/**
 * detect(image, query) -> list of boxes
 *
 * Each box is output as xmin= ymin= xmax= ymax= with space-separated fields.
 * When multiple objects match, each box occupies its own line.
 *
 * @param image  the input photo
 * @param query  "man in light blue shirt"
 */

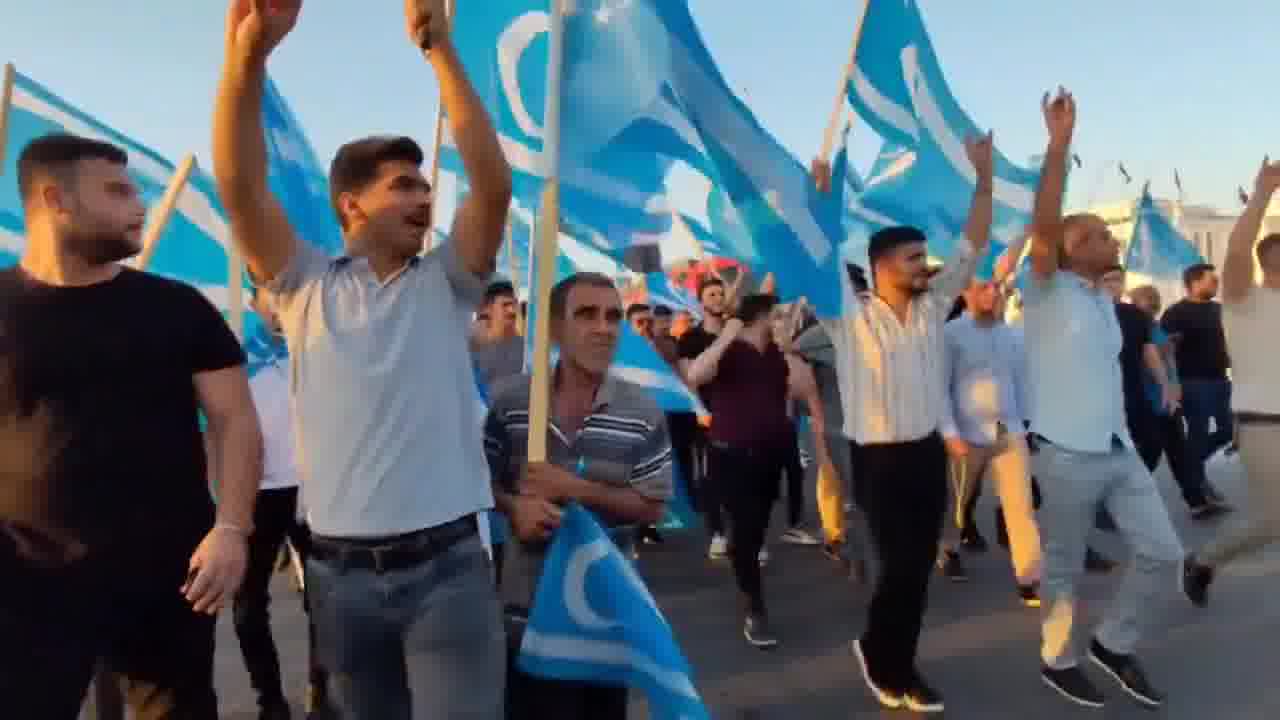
xmin=939 ymin=280 xmax=1042 ymax=606
xmin=1022 ymin=90 xmax=1184 ymax=712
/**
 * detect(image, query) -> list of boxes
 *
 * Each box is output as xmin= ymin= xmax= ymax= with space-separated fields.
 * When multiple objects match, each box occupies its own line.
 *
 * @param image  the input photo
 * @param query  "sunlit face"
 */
xmin=487 ymin=295 xmax=519 ymax=333
xmin=1100 ymin=270 xmax=1126 ymax=300
xmin=628 ymin=308 xmax=654 ymax=337
xmin=339 ymin=158 xmax=432 ymax=257
xmin=52 ymin=157 xmax=147 ymax=266
xmin=699 ymin=282 xmax=726 ymax=316
xmin=964 ymin=280 xmax=1001 ymax=316
xmin=554 ymin=283 xmax=623 ymax=376
xmin=652 ymin=313 xmax=672 ymax=337
xmin=1064 ymin=214 xmax=1121 ymax=273
xmin=1188 ymin=270 xmax=1219 ymax=300
xmin=250 ymin=290 xmax=283 ymax=336
xmin=876 ymin=241 xmax=931 ymax=295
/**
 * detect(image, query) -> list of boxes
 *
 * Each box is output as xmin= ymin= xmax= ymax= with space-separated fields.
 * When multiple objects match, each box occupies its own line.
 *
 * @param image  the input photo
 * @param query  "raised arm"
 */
xmin=407 ymin=0 xmax=512 ymax=276
xmin=1028 ymin=89 xmax=1076 ymax=282
xmin=1222 ymin=159 xmax=1280 ymax=304
xmin=212 ymin=0 xmax=304 ymax=285
xmin=686 ymin=318 xmax=743 ymax=388
xmin=929 ymin=134 xmax=994 ymax=304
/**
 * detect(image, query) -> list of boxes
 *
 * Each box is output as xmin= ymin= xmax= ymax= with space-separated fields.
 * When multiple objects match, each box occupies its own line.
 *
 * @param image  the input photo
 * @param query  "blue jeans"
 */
xmin=307 ymin=532 xmax=505 ymax=719
xmin=1182 ymin=379 xmax=1233 ymax=463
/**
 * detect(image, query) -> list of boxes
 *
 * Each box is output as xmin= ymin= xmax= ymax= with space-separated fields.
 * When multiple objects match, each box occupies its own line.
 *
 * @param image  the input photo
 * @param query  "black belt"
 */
xmin=309 ymin=515 xmax=477 ymax=574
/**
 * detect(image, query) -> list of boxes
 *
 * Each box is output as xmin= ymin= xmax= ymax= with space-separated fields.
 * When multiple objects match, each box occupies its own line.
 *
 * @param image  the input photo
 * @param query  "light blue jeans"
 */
xmin=1034 ymin=441 xmax=1184 ymax=668
xmin=307 ymin=533 xmax=505 ymax=719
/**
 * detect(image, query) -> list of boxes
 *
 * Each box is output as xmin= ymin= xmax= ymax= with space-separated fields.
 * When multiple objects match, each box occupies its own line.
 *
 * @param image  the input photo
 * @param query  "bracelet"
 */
xmin=213 ymin=521 xmax=252 ymax=537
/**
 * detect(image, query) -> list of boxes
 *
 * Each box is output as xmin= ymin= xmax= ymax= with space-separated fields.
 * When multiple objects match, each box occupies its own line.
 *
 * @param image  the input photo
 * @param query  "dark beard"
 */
xmin=65 ymin=227 xmax=138 ymax=266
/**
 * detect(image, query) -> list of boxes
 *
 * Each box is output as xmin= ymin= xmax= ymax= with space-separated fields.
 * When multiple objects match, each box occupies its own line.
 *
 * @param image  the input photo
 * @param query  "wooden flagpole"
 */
xmin=817 ymin=0 xmax=871 ymax=164
xmin=425 ymin=0 xmax=456 ymax=253
xmin=526 ymin=0 xmax=566 ymax=464
xmin=132 ymin=154 xmax=196 ymax=272
xmin=0 ymin=63 xmax=16 ymax=172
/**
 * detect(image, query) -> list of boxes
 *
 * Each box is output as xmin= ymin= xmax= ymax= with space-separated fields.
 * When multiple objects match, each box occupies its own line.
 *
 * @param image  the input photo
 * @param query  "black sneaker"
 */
xmin=639 ymin=526 xmax=665 ymax=545
xmin=903 ymin=672 xmax=945 ymax=714
xmin=1089 ymin=638 xmax=1163 ymax=708
xmin=938 ymin=549 xmax=968 ymax=582
xmin=1189 ymin=501 xmax=1228 ymax=520
xmin=1182 ymin=554 xmax=1214 ymax=608
xmin=1017 ymin=583 xmax=1042 ymax=608
xmin=960 ymin=527 xmax=988 ymax=553
xmin=850 ymin=638 xmax=903 ymax=709
xmin=259 ymin=699 xmax=292 ymax=720
xmin=1085 ymin=547 xmax=1116 ymax=574
xmin=743 ymin=614 xmax=778 ymax=649
xmin=1041 ymin=664 xmax=1105 ymax=708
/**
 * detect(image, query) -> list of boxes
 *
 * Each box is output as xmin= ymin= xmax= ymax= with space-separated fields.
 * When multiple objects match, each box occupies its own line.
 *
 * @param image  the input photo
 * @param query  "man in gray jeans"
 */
xmin=1022 ymin=89 xmax=1184 ymax=712
xmin=212 ymin=0 xmax=511 ymax=716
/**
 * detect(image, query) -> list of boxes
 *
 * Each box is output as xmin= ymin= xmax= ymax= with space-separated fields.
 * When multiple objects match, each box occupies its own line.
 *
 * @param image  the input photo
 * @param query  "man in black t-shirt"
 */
xmin=1161 ymin=263 xmax=1234 ymax=469
xmin=0 ymin=133 xmax=260 ymax=720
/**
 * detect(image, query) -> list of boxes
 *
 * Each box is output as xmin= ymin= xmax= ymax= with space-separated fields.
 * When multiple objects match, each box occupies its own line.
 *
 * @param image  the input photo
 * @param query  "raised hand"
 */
xmin=1041 ymin=87 xmax=1076 ymax=150
xmin=965 ymin=131 xmax=995 ymax=183
xmin=404 ymin=0 xmax=450 ymax=51
xmin=810 ymin=157 xmax=832 ymax=193
xmin=1255 ymin=155 xmax=1280 ymax=198
xmin=225 ymin=0 xmax=301 ymax=62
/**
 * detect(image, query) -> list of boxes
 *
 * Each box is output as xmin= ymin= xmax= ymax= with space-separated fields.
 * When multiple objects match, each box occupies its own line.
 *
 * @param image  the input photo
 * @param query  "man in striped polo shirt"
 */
xmin=483 ymin=272 xmax=673 ymax=719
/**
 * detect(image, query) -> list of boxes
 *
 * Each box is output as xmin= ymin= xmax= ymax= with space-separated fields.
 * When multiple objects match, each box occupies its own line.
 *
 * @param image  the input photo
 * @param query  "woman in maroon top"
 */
xmin=685 ymin=294 xmax=832 ymax=649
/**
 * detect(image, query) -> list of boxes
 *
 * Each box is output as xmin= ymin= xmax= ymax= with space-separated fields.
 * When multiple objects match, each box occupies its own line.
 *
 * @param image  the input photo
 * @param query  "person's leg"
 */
xmin=940 ymin=447 xmax=991 ymax=554
xmin=307 ymin=551 xmax=413 ymax=719
xmin=1208 ymin=381 xmax=1235 ymax=459
xmin=1160 ymin=411 xmax=1212 ymax=510
xmin=92 ymin=663 xmax=126 ymax=720
xmin=702 ymin=446 xmax=728 ymax=542
xmin=1199 ymin=423 xmax=1280 ymax=568
xmin=403 ymin=533 xmax=506 ymax=719
xmin=722 ymin=453 xmax=776 ymax=618
xmin=988 ymin=434 xmax=1042 ymax=586
xmin=783 ymin=422 xmax=805 ymax=528
xmin=1093 ymin=448 xmax=1184 ymax=657
xmin=1182 ymin=380 xmax=1216 ymax=464
xmin=109 ymin=590 xmax=219 ymax=720
xmin=234 ymin=487 xmax=297 ymax=711
xmin=288 ymin=518 xmax=334 ymax=715
xmin=815 ymin=438 xmax=849 ymax=544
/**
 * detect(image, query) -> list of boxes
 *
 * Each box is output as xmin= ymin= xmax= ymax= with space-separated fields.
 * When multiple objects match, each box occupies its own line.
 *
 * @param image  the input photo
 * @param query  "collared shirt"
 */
xmin=821 ymin=237 xmax=979 ymax=445
xmin=264 ymin=240 xmax=492 ymax=538
xmin=248 ymin=359 xmax=300 ymax=491
xmin=1022 ymin=271 xmax=1130 ymax=453
xmin=483 ymin=373 xmax=673 ymax=608
xmin=939 ymin=314 xmax=1026 ymax=446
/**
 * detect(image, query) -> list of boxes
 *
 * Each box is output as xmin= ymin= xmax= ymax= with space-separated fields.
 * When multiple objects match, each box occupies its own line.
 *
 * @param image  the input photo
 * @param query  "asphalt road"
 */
xmin=84 ymin=456 xmax=1280 ymax=719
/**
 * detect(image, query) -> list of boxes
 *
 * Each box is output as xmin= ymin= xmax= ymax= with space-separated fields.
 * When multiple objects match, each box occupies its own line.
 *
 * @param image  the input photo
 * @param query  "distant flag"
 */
xmin=519 ymin=504 xmax=711 ymax=720
xmin=1125 ymin=186 xmax=1204 ymax=286
xmin=261 ymin=75 xmax=344 ymax=256
xmin=1073 ymin=153 xmax=1083 ymax=169
xmin=1118 ymin=162 xmax=1132 ymax=184
xmin=1173 ymin=169 xmax=1184 ymax=196
xmin=1238 ymin=186 xmax=1250 ymax=205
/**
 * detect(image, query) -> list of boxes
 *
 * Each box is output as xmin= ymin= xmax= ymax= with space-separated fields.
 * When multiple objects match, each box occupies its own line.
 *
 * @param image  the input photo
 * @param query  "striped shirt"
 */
xmin=483 ymin=372 xmax=673 ymax=608
xmin=821 ymin=238 xmax=979 ymax=445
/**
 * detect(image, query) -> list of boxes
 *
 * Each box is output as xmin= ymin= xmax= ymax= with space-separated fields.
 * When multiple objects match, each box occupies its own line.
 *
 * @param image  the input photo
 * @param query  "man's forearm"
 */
xmin=429 ymin=41 xmax=510 ymax=201
xmin=575 ymin=481 xmax=664 ymax=527
xmin=212 ymin=57 xmax=270 ymax=210
xmin=211 ymin=411 xmax=262 ymax=531
xmin=1029 ymin=146 xmax=1069 ymax=275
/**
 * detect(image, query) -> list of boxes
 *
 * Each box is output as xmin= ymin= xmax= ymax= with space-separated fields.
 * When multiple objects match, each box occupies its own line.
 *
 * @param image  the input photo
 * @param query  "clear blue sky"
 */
xmin=2 ymin=2 xmax=1274 ymax=212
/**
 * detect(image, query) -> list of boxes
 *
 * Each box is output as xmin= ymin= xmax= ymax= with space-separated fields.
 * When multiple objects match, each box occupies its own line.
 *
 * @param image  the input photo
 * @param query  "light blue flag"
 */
xmin=520 ymin=503 xmax=710 ymax=720
xmin=0 ymin=71 xmax=237 ymax=306
xmin=262 ymin=76 xmax=344 ymax=256
xmin=644 ymin=271 xmax=699 ymax=316
xmin=656 ymin=462 xmax=699 ymax=532
xmin=1125 ymin=189 xmax=1204 ymax=282
xmin=612 ymin=323 xmax=705 ymax=414
xmin=845 ymin=1 xmax=1040 ymax=257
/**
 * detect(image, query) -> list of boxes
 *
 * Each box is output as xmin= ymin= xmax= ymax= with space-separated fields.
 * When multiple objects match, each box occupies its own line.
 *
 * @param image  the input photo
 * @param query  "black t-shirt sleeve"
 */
xmin=676 ymin=328 xmax=713 ymax=360
xmin=175 ymin=283 xmax=247 ymax=374
xmin=1158 ymin=304 xmax=1180 ymax=335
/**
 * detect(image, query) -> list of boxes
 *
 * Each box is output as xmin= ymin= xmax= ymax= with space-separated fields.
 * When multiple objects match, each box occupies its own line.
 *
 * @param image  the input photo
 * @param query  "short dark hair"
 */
xmin=329 ymin=135 xmax=425 ymax=230
xmin=652 ymin=304 xmax=673 ymax=318
xmin=1258 ymin=233 xmax=1280 ymax=262
xmin=17 ymin=133 xmax=128 ymax=205
xmin=697 ymin=275 xmax=724 ymax=302
xmin=1182 ymin=263 xmax=1215 ymax=289
xmin=736 ymin=293 xmax=778 ymax=325
xmin=549 ymin=272 xmax=617 ymax=319
xmin=483 ymin=280 xmax=516 ymax=306
xmin=844 ymin=263 xmax=869 ymax=293
xmin=867 ymin=226 xmax=927 ymax=270
xmin=625 ymin=303 xmax=651 ymax=320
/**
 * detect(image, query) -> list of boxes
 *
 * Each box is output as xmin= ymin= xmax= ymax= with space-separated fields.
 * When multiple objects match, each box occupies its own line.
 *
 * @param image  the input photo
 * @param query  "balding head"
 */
xmin=1061 ymin=213 xmax=1120 ymax=277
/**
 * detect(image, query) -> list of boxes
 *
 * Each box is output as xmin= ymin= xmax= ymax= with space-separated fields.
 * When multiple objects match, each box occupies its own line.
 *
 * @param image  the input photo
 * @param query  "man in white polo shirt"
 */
xmin=1183 ymin=159 xmax=1280 ymax=606
xmin=1023 ymin=89 xmax=1184 ymax=711
xmin=212 ymin=1 xmax=511 ymax=717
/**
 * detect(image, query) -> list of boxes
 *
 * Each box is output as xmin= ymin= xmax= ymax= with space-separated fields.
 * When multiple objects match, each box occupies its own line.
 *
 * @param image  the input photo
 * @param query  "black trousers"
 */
xmin=505 ymin=618 xmax=628 ymax=719
xmin=782 ymin=421 xmax=806 ymax=527
xmin=708 ymin=441 xmax=785 ymax=615
xmin=0 ymin=534 xmax=218 ymax=720
xmin=856 ymin=433 xmax=948 ymax=693
xmin=234 ymin=486 xmax=322 ymax=707
xmin=1132 ymin=410 xmax=1210 ymax=508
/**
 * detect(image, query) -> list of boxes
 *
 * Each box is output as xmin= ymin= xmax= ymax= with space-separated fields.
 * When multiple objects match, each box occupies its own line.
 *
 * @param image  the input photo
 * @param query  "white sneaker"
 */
xmin=708 ymin=534 xmax=729 ymax=560
xmin=758 ymin=548 xmax=770 ymax=566
xmin=780 ymin=526 xmax=822 ymax=546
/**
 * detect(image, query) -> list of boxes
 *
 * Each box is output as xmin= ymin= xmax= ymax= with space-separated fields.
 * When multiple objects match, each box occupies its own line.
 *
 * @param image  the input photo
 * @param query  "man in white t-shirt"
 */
xmin=1183 ymin=159 xmax=1280 ymax=606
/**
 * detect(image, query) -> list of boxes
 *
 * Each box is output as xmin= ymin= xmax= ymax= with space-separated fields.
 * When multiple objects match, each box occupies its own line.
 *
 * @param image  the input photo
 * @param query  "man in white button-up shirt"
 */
xmin=1023 ymin=90 xmax=1183 ymax=712
xmin=819 ymin=134 xmax=995 ymax=715
xmin=938 ymin=280 xmax=1042 ymax=605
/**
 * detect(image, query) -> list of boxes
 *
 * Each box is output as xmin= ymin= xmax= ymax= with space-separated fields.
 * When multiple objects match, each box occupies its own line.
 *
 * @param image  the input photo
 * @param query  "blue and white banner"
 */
xmin=261 ymin=76 xmax=344 ymax=256
xmin=520 ymin=503 xmax=710 ymax=720
xmin=1125 ymin=188 xmax=1203 ymax=286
